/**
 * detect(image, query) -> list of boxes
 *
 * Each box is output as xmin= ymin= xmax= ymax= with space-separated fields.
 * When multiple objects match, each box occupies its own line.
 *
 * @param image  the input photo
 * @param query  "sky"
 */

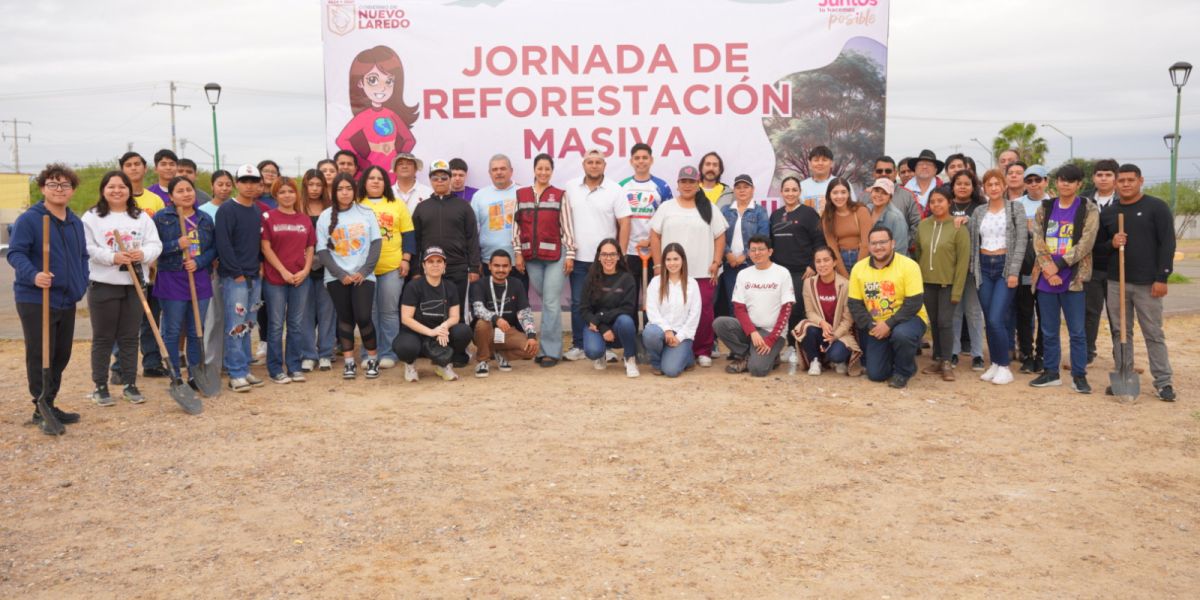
xmin=0 ymin=0 xmax=1196 ymax=185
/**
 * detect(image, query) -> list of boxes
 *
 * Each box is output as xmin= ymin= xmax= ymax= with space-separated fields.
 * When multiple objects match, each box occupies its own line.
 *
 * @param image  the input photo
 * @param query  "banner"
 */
xmin=323 ymin=0 xmax=889 ymax=206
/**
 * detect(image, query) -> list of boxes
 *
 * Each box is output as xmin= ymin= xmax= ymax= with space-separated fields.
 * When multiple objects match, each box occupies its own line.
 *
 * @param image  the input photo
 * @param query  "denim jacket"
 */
xmin=721 ymin=202 xmax=770 ymax=259
xmin=153 ymin=206 xmax=217 ymax=273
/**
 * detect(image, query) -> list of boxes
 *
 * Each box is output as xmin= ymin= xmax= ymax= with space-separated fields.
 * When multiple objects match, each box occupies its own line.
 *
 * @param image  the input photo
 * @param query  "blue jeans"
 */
xmin=369 ymin=269 xmax=403 ymax=362
xmin=1038 ymin=290 xmax=1087 ymax=378
xmin=264 ymin=279 xmax=310 ymax=377
xmin=952 ymin=273 xmax=985 ymax=358
xmin=800 ymin=325 xmax=851 ymax=364
xmin=977 ymin=254 xmax=1016 ymax=367
xmin=861 ymin=318 xmax=926 ymax=382
xmin=159 ymin=297 xmax=210 ymax=379
xmin=221 ymin=276 xmax=262 ymax=379
xmin=301 ymin=275 xmax=337 ymax=360
xmin=583 ymin=314 xmax=637 ymax=360
xmin=569 ymin=260 xmax=592 ymax=349
xmin=526 ymin=255 xmax=566 ymax=359
xmin=642 ymin=324 xmax=694 ymax=377
xmin=840 ymin=249 xmax=859 ymax=271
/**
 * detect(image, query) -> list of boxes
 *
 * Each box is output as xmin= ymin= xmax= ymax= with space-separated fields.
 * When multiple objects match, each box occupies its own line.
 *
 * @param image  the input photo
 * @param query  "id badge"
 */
xmin=493 ymin=328 xmax=506 ymax=344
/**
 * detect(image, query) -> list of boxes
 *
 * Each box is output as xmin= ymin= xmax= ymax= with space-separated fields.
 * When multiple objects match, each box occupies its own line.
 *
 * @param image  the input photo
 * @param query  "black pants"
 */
xmin=624 ymin=254 xmax=655 ymax=323
xmin=786 ymin=268 xmax=806 ymax=345
xmin=923 ymin=283 xmax=955 ymax=362
xmin=138 ymin=284 xmax=162 ymax=369
xmin=445 ymin=270 xmax=471 ymax=364
xmin=327 ymin=280 xmax=377 ymax=353
xmin=1084 ymin=269 xmax=1108 ymax=360
xmin=17 ymin=302 xmax=75 ymax=405
xmin=392 ymin=325 xmax=472 ymax=366
xmin=1014 ymin=284 xmax=1043 ymax=360
xmin=89 ymin=282 xmax=142 ymax=387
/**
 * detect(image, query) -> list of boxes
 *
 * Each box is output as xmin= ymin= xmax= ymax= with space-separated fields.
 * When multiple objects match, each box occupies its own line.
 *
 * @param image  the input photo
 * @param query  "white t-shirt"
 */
xmin=800 ymin=176 xmax=857 ymax=214
xmin=648 ymin=200 xmax=727 ymax=279
xmin=731 ymin=262 xmax=795 ymax=330
xmin=393 ymin=181 xmax=434 ymax=215
xmin=566 ymin=176 xmax=631 ymax=262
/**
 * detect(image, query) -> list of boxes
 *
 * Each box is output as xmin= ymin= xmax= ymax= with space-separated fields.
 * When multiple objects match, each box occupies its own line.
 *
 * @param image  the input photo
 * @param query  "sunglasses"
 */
xmin=874 ymin=168 xmax=894 ymax=175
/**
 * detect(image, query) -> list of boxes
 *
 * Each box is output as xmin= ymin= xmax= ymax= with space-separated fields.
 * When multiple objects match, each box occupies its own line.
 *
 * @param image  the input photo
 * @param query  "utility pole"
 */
xmin=1 ymin=119 xmax=32 ymax=173
xmin=152 ymin=81 xmax=189 ymax=154
xmin=296 ymin=156 xmax=303 ymax=178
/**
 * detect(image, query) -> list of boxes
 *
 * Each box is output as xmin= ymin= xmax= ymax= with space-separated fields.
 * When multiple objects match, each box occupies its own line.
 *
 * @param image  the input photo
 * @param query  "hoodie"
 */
xmin=7 ymin=202 xmax=89 ymax=309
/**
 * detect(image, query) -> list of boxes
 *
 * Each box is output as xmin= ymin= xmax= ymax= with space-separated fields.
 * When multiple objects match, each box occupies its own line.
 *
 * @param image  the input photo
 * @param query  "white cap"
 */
xmin=234 ymin=163 xmax=262 ymax=180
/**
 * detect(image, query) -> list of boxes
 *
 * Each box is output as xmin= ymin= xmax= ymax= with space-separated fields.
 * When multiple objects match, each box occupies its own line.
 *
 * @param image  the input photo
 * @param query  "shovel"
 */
xmin=1108 ymin=213 xmax=1139 ymax=403
xmin=635 ymin=248 xmax=651 ymax=363
xmin=180 ymin=215 xmax=221 ymax=397
xmin=114 ymin=231 xmax=202 ymax=415
xmin=35 ymin=215 xmax=65 ymax=436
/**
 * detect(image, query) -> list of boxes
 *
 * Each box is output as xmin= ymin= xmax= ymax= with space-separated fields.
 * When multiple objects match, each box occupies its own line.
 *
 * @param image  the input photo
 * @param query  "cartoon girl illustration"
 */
xmin=336 ymin=45 xmax=419 ymax=182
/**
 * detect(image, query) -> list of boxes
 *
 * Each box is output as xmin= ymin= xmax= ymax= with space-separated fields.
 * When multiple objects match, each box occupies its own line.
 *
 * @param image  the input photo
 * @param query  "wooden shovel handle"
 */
xmin=1118 ymin=213 xmax=1126 ymax=345
xmin=42 ymin=215 xmax=50 ymax=370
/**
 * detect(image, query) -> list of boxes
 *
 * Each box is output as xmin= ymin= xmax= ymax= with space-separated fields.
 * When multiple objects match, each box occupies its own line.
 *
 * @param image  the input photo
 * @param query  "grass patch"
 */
xmin=1168 ymin=273 xmax=1191 ymax=284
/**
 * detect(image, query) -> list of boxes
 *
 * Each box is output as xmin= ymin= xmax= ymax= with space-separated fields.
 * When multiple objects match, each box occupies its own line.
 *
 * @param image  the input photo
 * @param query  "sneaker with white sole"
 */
xmin=605 ymin=349 xmax=618 ymax=363
xmin=301 ymin=359 xmax=315 ymax=372
xmin=228 ymin=377 xmax=251 ymax=393
xmin=564 ymin=347 xmax=586 ymax=361
xmin=808 ymin=360 xmax=822 ymax=376
xmin=318 ymin=357 xmax=333 ymax=371
xmin=475 ymin=362 xmax=490 ymax=378
xmin=364 ymin=359 xmax=380 ymax=379
xmin=593 ymin=358 xmax=607 ymax=370
xmin=625 ymin=357 xmax=640 ymax=378
xmin=404 ymin=362 xmax=419 ymax=382
xmin=378 ymin=357 xmax=396 ymax=370
xmin=343 ymin=360 xmax=357 ymax=379
xmin=980 ymin=363 xmax=999 ymax=382
xmin=124 ymin=385 xmax=146 ymax=404
xmin=697 ymin=355 xmax=713 ymax=368
xmin=245 ymin=373 xmax=265 ymax=387
xmin=92 ymin=385 xmax=115 ymax=407
xmin=781 ymin=347 xmax=796 ymax=364
xmin=834 ymin=362 xmax=848 ymax=374
xmin=496 ymin=355 xmax=512 ymax=371
xmin=256 ymin=341 xmax=267 ymax=359
xmin=992 ymin=365 xmax=1014 ymax=385
xmin=435 ymin=365 xmax=459 ymax=381
xmin=290 ymin=372 xmax=307 ymax=382
xmin=271 ymin=372 xmax=291 ymax=384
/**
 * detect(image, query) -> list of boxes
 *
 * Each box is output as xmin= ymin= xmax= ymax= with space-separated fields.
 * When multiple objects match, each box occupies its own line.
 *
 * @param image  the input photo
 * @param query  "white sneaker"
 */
xmin=625 ymin=357 xmax=640 ymax=378
xmin=834 ymin=362 xmax=848 ymax=374
xmin=781 ymin=347 xmax=796 ymax=363
xmin=808 ymin=360 xmax=822 ymax=376
xmin=403 ymin=362 xmax=419 ymax=382
xmin=992 ymin=365 xmax=1014 ymax=385
xmin=711 ymin=347 xmax=724 ymax=359
xmin=605 ymin=350 xmax=618 ymax=363
xmin=290 ymin=371 xmax=307 ymax=382
xmin=318 ymin=357 xmax=332 ymax=371
xmin=697 ymin=355 xmax=713 ymax=368
xmin=593 ymin=358 xmax=607 ymax=370
xmin=564 ymin=347 xmax=586 ymax=361
xmin=980 ymin=363 xmax=1000 ymax=382
xmin=378 ymin=357 xmax=396 ymax=369
xmin=435 ymin=365 xmax=459 ymax=381
xmin=271 ymin=372 xmax=291 ymax=385
xmin=255 ymin=341 xmax=267 ymax=359
xmin=301 ymin=359 xmax=315 ymax=372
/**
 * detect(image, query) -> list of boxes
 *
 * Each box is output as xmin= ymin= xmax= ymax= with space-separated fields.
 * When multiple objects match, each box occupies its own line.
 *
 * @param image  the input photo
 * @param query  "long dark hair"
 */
xmin=356 ymin=165 xmax=396 ymax=202
xmin=949 ymin=170 xmax=984 ymax=205
xmin=819 ymin=177 xmax=858 ymax=233
xmin=93 ymin=170 xmax=141 ymax=218
xmin=327 ymin=172 xmax=359 ymax=249
xmin=585 ymin=238 xmax=629 ymax=303
xmin=658 ymin=242 xmax=689 ymax=305
xmin=302 ymin=168 xmax=330 ymax=214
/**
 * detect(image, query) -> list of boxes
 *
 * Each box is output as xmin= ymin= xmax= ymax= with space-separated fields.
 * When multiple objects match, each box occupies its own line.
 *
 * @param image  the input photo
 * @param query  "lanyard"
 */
xmin=489 ymin=278 xmax=508 ymax=318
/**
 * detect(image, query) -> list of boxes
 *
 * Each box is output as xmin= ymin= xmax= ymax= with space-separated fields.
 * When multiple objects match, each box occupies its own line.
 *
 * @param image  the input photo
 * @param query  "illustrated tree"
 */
xmin=992 ymin=122 xmax=1049 ymax=166
xmin=762 ymin=50 xmax=886 ymax=192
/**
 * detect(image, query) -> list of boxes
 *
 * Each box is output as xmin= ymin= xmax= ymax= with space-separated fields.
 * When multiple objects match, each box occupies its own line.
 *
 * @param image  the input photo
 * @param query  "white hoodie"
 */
xmin=81 ymin=208 xmax=163 ymax=286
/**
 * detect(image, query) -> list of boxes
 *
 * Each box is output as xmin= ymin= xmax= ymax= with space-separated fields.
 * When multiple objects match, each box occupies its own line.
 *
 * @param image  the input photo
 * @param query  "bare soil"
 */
xmin=1 ymin=316 xmax=1197 ymax=598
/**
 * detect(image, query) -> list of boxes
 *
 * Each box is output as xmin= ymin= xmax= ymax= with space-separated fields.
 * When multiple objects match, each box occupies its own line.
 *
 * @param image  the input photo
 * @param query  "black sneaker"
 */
xmin=1029 ymin=372 xmax=1061 ymax=388
xmin=971 ymin=357 xmax=985 ymax=371
xmin=1019 ymin=357 xmax=1036 ymax=374
xmin=1156 ymin=385 xmax=1176 ymax=402
xmin=364 ymin=359 xmax=380 ymax=379
xmin=142 ymin=366 xmax=169 ymax=378
xmin=1031 ymin=358 xmax=1045 ymax=374
xmin=123 ymin=385 xmax=146 ymax=404
xmin=342 ymin=360 xmax=357 ymax=379
xmin=49 ymin=405 xmax=80 ymax=424
xmin=496 ymin=355 xmax=512 ymax=372
xmin=29 ymin=409 xmax=65 ymax=435
xmin=1071 ymin=376 xmax=1092 ymax=394
xmin=475 ymin=361 xmax=490 ymax=378
xmin=887 ymin=374 xmax=909 ymax=389
xmin=92 ymin=385 xmax=115 ymax=407
xmin=950 ymin=355 xmax=959 ymax=368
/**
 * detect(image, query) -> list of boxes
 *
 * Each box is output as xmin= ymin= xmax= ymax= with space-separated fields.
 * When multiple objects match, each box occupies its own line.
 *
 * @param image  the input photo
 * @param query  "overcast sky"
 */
xmin=0 ymin=0 xmax=1196 ymax=184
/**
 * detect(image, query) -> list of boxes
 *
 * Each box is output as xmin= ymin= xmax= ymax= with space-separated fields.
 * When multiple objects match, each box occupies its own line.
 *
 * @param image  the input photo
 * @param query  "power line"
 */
xmin=1 ymin=119 xmax=32 ymax=173
xmin=890 ymin=112 xmax=1200 ymax=124
xmin=0 ymin=82 xmax=159 ymax=101
xmin=152 ymin=81 xmax=189 ymax=154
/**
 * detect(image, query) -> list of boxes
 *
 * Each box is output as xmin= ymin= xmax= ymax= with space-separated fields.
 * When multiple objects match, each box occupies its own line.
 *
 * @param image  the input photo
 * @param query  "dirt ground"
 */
xmin=1 ymin=316 xmax=1197 ymax=599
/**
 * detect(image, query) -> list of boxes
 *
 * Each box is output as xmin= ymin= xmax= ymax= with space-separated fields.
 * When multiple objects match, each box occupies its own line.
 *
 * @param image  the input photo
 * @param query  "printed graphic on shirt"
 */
xmin=419 ymin=298 xmax=447 ymax=320
xmin=862 ymin=280 xmax=899 ymax=320
xmin=184 ymin=216 xmax=200 ymax=258
xmin=1044 ymin=220 xmax=1075 ymax=255
xmin=377 ymin=211 xmax=395 ymax=242
xmin=104 ymin=229 xmax=144 ymax=252
xmin=817 ymin=289 xmax=836 ymax=305
xmin=487 ymin=198 xmax=516 ymax=231
xmin=331 ymin=222 xmax=368 ymax=257
xmin=626 ymin=191 xmax=658 ymax=220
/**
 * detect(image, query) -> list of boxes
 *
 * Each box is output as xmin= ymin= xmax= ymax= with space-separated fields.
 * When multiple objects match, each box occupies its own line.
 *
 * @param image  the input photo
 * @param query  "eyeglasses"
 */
xmin=874 ymin=168 xmax=894 ymax=175
xmin=868 ymin=240 xmax=893 ymax=246
xmin=598 ymin=252 xmax=620 ymax=259
xmin=430 ymin=175 xmax=449 ymax=182
xmin=44 ymin=182 xmax=73 ymax=191
xmin=1024 ymin=177 xmax=1044 ymax=183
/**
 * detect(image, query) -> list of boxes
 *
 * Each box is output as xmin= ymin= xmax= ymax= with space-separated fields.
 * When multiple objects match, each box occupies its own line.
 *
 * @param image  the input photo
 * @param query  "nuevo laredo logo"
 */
xmin=328 ymin=2 xmax=412 ymax=36
xmin=328 ymin=0 xmax=356 ymax=36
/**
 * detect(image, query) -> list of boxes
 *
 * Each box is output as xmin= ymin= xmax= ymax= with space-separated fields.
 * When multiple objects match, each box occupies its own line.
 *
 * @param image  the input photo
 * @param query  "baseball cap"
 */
xmin=422 ymin=246 xmax=447 ymax=262
xmin=677 ymin=165 xmax=700 ymax=181
xmin=428 ymin=159 xmax=451 ymax=177
xmin=733 ymin=174 xmax=754 ymax=186
xmin=1024 ymin=165 xmax=1049 ymax=180
xmin=234 ymin=164 xmax=261 ymax=181
xmin=869 ymin=178 xmax=895 ymax=195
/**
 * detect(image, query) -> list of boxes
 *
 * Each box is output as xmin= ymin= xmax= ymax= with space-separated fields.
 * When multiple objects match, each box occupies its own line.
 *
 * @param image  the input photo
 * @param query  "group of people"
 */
xmin=8 ymin=143 xmax=1179 ymax=435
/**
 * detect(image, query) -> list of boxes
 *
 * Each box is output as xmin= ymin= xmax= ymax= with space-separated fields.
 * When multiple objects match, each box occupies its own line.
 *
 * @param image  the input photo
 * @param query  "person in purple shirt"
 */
xmin=449 ymin=158 xmax=478 ymax=201
xmin=146 ymin=149 xmax=178 ymax=207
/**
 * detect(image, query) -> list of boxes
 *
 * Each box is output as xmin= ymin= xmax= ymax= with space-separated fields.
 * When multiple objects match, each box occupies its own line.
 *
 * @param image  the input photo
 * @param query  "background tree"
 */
xmin=992 ymin=122 xmax=1049 ymax=166
xmin=762 ymin=50 xmax=886 ymax=193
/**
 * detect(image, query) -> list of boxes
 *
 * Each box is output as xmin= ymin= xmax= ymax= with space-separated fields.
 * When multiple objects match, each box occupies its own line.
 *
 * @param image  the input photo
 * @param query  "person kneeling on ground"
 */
xmin=643 ymin=243 xmax=701 ymax=377
xmin=580 ymin=238 xmax=640 ymax=377
xmin=794 ymin=246 xmax=862 ymax=377
xmin=715 ymin=235 xmax=795 ymax=377
xmin=472 ymin=250 xmax=539 ymax=377
xmin=848 ymin=225 xmax=929 ymax=388
xmin=394 ymin=246 xmax=472 ymax=382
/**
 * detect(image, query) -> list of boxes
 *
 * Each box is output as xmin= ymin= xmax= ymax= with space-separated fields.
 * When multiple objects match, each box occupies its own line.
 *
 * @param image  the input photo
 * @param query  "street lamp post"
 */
xmin=1041 ymin=123 xmax=1074 ymax=162
xmin=1168 ymin=61 xmax=1192 ymax=214
xmin=204 ymin=83 xmax=222 ymax=171
xmin=969 ymin=138 xmax=993 ymax=168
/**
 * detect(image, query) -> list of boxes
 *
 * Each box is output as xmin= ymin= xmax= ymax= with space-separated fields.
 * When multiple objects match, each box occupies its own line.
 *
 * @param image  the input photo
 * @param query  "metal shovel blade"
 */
xmin=190 ymin=363 xmax=223 ymax=399
xmin=169 ymin=376 xmax=203 ymax=415
xmin=1109 ymin=348 xmax=1140 ymax=404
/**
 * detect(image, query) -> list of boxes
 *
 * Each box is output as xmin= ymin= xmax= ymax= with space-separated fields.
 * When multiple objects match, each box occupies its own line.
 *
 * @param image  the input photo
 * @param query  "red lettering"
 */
xmin=693 ymin=44 xmax=721 ymax=73
xmin=650 ymin=86 xmax=679 ymax=115
xmin=597 ymin=86 xmax=621 ymax=116
xmin=423 ymin=89 xmax=448 ymax=119
xmin=542 ymin=87 xmax=567 ymax=117
xmin=583 ymin=46 xmax=613 ymax=74
xmin=571 ymin=86 xmax=594 ymax=116
xmin=560 ymin=129 xmax=585 ymax=157
xmin=591 ymin=127 xmax=614 ymax=156
xmin=489 ymin=46 xmax=517 ymax=76
xmin=615 ymin=44 xmax=644 ymax=74
xmin=451 ymin=88 xmax=475 ymax=119
xmin=522 ymin=46 xmax=547 ymax=75
xmin=683 ymin=85 xmax=710 ymax=115
xmin=524 ymin=129 xmax=555 ymax=158
xmin=647 ymin=45 xmax=678 ymax=74
xmin=662 ymin=127 xmax=689 ymax=156
xmin=506 ymin=87 xmax=536 ymax=118
xmin=726 ymin=43 xmax=749 ymax=73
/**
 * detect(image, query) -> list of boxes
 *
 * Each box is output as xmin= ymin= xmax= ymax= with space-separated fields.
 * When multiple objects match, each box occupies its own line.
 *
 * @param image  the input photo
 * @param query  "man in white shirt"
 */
xmin=903 ymin=149 xmax=944 ymax=210
xmin=563 ymin=149 xmax=632 ymax=360
xmin=620 ymin=142 xmax=673 ymax=310
xmin=713 ymin=235 xmax=795 ymax=377
xmin=391 ymin=152 xmax=433 ymax=213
